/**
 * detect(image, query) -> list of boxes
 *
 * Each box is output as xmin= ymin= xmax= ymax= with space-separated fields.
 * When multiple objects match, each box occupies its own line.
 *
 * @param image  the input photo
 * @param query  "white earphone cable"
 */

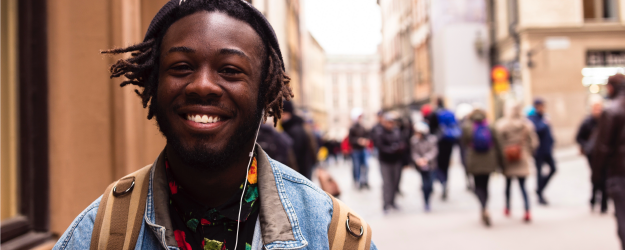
xmin=234 ymin=110 xmax=264 ymax=250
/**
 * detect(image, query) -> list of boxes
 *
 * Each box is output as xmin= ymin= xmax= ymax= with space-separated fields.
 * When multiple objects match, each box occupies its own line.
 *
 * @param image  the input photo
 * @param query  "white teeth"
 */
xmin=187 ymin=114 xmax=221 ymax=124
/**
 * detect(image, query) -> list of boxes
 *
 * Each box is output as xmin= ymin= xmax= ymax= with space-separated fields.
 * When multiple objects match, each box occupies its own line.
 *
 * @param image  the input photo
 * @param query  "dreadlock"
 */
xmin=101 ymin=0 xmax=293 ymax=125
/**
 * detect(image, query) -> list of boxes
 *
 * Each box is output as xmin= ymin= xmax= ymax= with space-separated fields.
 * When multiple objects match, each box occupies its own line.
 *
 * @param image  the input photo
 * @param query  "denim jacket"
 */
xmin=53 ymin=146 xmax=377 ymax=250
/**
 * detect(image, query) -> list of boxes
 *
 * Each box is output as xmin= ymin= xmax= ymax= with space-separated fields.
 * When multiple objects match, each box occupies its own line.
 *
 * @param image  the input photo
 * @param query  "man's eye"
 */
xmin=171 ymin=64 xmax=192 ymax=71
xmin=220 ymin=67 xmax=242 ymax=75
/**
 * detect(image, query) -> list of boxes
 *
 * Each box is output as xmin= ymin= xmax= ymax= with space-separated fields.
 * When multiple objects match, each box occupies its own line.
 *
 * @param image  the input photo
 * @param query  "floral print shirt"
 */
xmin=165 ymin=155 xmax=260 ymax=250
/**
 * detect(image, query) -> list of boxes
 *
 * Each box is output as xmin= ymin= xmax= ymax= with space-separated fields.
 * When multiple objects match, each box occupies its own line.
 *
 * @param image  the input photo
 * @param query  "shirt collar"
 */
xmin=163 ymin=154 xmax=259 ymax=224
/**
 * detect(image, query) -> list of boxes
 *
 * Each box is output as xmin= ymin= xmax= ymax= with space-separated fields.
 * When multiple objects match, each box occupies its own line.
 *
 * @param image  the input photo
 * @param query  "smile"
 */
xmin=186 ymin=114 xmax=222 ymax=124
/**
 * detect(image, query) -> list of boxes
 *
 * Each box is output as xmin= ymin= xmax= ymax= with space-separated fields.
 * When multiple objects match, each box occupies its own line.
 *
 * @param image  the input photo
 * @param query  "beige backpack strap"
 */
xmin=90 ymin=164 xmax=153 ymax=250
xmin=327 ymin=193 xmax=372 ymax=250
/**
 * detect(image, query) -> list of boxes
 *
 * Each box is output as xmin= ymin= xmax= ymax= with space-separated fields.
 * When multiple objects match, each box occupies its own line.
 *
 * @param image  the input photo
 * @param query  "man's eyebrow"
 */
xmin=219 ymin=48 xmax=250 ymax=60
xmin=167 ymin=46 xmax=195 ymax=54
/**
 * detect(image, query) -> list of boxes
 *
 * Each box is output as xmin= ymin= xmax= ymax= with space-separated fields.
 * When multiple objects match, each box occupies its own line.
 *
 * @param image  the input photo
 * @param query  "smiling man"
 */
xmin=53 ymin=1 xmax=374 ymax=250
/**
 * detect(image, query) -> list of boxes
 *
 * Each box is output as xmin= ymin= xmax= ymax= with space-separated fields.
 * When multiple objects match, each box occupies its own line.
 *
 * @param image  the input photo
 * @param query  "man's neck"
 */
xmin=164 ymin=142 xmax=255 ymax=208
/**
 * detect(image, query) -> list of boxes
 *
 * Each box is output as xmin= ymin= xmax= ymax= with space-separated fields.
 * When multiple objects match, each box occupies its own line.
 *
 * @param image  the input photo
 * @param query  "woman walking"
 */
xmin=461 ymin=108 xmax=501 ymax=226
xmin=410 ymin=122 xmax=438 ymax=212
xmin=495 ymin=101 xmax=539 ymax=222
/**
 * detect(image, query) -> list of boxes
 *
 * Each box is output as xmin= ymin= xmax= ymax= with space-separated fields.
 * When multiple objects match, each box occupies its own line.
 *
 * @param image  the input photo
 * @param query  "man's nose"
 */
xmin=185 ymin=69 xmax=223 ymax=98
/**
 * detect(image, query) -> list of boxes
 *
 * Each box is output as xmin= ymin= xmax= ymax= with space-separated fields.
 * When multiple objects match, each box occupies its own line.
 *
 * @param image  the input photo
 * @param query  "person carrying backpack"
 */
xmin=461 ymin=108 xmax=501 ymax=227
xmin=495 ymin=101 xmax=539 ymax=223
xmin=428 ymin=97 xmax=460 ymax=200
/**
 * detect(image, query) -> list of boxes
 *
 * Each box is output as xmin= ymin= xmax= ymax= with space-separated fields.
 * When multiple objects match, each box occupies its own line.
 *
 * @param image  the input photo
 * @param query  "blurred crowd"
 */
xmin=257 ymin=74 xmax=625 ymax=249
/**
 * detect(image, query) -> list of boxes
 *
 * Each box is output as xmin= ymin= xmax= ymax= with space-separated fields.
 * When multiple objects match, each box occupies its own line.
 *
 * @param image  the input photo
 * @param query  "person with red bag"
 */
xmin=495 ymin=101 xmax=538 ymax=223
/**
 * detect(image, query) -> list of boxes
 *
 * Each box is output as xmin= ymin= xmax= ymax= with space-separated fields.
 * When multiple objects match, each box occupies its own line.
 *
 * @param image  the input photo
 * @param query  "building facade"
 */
xmin=250 ymin=0 xmax=305 ymax=109
xmin=2 ymin=0 xmax=170 ymax=248
xmin=325 ymin=55 xmax=382 ymax=140
xmin=490 ymin=0 xmax=625 ymax=145
xmin=379 ymin=0 xmax=435 ymax=114
xmin=303 ymin=32 xmax=328 ymax=131
xmin=430 ymin=0 xmax=492 ymax=117
xmin=410 ymin=0 xmax=433 ymax=103
xmin=379 ymin=0 xmax=416 ymax=111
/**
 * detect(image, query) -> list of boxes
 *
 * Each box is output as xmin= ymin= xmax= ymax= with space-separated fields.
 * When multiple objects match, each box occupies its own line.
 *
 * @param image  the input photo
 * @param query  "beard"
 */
xmin=154 ymin=96 xmax=263 ymax=172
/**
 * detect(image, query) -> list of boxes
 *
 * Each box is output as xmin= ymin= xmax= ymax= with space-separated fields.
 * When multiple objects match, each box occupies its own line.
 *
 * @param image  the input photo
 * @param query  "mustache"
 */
xmin=172 ymin=98 xmax=237 ymax=117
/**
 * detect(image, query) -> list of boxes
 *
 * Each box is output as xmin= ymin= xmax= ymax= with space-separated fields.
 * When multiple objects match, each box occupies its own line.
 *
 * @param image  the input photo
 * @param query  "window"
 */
xmin=1 ymin=0 xmax=52 ymax=247
xmin=584 ymin=0 xmax=619 ymax=21
xmin=587 ymin=50 xmax=625 ymax=66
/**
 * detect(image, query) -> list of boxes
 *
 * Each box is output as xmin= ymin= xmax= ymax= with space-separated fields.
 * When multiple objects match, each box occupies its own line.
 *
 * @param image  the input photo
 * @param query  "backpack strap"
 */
xmin=90 ymin=164 xmax=153 ymax=250
xmin=327 ymin=193 xmax=372 ymax=250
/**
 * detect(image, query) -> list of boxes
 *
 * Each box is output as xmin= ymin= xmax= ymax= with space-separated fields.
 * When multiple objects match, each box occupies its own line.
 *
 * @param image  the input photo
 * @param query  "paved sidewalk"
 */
xmin=315 ymin=147 xmax=621 ymax=249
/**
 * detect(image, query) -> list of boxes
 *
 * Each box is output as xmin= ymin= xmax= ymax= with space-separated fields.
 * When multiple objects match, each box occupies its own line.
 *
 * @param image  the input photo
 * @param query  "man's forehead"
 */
xmin=162 ymin=11 xmax=264 ymax=58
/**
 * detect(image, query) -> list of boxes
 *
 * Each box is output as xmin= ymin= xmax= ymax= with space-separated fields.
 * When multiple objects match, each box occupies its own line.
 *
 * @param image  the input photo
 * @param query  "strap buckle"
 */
xmin=112 ymin=179 xmax=135 ymax=197
xmin=346 ymin=215 xmax=364 ymax=238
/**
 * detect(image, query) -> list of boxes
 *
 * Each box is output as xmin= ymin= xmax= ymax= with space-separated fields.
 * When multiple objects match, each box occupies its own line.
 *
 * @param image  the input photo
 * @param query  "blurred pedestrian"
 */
xmin=323 ymin=137 xmax=340 ymax=165
xmin=421 ymin=104 xmax=433 ymax=120
xmin=341 ymin=135 xmax=352 ymax=160
xmin=371 ymin=110 xmax=384 ymax=158
xmin=461 ymin=108 xmax=500 ymax=226
xmin=456 ymin=103 xmax=476 ymax=191
xmin=592 ymin=74 xmax=625 ymax=249
xmin=398 ymin=116 xmax=413 ymax=196
xmin=528 ymin=98 xmax=556 ymax=205
xmin=348 ymin=108 xmax=371 ymax=189
xmin=410 ymin=122 xmax=438 ymax=212
xmin=576 ymin=97 xmax=607 ymax=213
xmin=372 ymin=112 xmax=405 ymax=213
xmin=428 ymin=97 xmax=461 ymax=200
xmin=496 ymin=101 xmax=538 ymax=223
xmin=281 ymin=100 xmax=317 ymax=180
xmin=257 ymin=123 xmax=298 ymax=171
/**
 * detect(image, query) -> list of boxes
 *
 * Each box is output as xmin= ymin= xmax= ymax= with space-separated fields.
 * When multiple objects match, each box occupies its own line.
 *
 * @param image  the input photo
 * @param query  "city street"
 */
xmin=315 ymin=147 xmax=621 ymax=249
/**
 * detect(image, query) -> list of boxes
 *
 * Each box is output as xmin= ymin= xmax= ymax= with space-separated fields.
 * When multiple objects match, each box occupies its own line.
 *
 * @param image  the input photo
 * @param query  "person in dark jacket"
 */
xmin=348 ymin=108 xmax=371 ymax=189
xmin=528 ymin=98 xmax=555 ymax=205
xmin=592 ymin=74 xmax=625 ymax=249
xmin=576 ymin=99 xmax=607 ymax=213
xmin=372 ymin=112 xmax=405 ymax=213
xmin=257 ymin=123 xmax=298 ymax=171
xmin=371 ymin=111 xmax=384 ymax=158
xmin=323 ymin=138 xmax=340 ymax=165
xmin=427 ymin=97 xmax=457 ymax=200
xmin=281 ymin=100 xmax=316 ymax=180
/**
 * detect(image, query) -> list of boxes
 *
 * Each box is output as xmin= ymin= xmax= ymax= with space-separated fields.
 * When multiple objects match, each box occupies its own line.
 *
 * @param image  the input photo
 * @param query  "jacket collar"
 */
xmin=144 ymin=145 xmax=308 ymax=249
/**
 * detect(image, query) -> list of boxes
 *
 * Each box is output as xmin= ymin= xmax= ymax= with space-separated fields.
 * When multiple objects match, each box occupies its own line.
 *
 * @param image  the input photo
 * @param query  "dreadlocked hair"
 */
xmin=100 ymin=0 xmax=293 ymax=124
xmin=262 ymin=46 xmax=293 ymax=125
xmin=102 ymin=38 xmax=159 ymax=119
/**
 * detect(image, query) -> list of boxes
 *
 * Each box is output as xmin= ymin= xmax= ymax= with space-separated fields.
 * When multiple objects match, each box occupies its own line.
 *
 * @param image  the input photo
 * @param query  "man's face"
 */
xmin=382 ymin=119 xmax=395 ymax=130
xmin=155 ymin=11 xmax=265 ymax=169
xmin=535 ymin=103 xmax=545 ymax=114
xmin=591 ymin=102 xmax=603 ymax=118
xmin=607 ymin=84 xmax=615 ymax=97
